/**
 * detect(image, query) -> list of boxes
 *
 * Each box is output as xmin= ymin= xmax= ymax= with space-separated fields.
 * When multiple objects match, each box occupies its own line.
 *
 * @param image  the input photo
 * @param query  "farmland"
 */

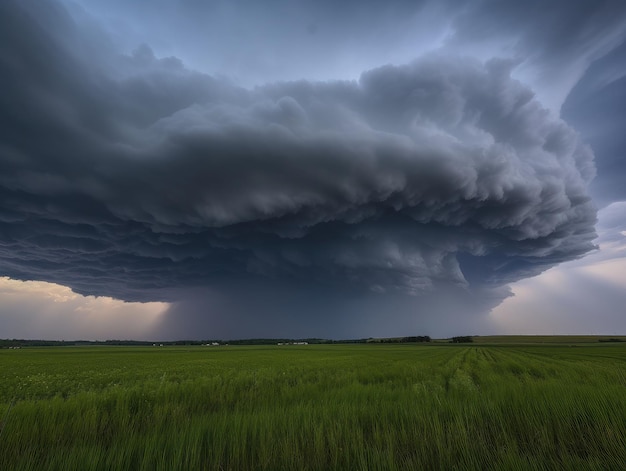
xmin=1 ymin=343 xmax=626 ymax=470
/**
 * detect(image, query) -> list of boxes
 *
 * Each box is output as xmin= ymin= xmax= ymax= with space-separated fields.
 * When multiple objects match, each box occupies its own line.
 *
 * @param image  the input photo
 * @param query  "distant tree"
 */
xmin=404 ymin=336 xmax=431 ymax=343
xmin=450 ymin=336 xmax=473 ymax=343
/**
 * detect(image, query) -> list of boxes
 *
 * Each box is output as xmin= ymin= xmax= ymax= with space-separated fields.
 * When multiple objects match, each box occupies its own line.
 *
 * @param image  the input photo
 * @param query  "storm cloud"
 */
xmin=0 ymin=0 xmax=598 ymax=315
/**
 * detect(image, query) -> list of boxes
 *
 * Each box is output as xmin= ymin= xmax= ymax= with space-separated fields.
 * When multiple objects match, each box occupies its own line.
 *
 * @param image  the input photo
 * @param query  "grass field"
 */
xmin=1 ymin=343 xmax=626 ymax=470
xmin=470 ymin=335 xmax=626 ymax=345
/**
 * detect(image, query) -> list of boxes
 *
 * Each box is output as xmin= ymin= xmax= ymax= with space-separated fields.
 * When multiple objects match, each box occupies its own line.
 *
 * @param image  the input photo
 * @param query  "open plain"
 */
xmin=2 ymin=342 xmax=626 ymax=470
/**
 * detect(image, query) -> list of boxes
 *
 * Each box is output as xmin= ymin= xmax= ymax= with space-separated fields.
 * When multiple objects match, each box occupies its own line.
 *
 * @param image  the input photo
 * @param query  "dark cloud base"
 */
xmin=1 ymin=0 xmax=597 ymax=322
xmin=152 ymin=281 xmax=508 ymax=340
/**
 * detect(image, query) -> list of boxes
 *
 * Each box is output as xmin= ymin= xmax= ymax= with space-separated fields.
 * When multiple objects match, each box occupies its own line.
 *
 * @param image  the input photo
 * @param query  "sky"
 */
xmin=1 ymin=0 xmax=625 ymax=340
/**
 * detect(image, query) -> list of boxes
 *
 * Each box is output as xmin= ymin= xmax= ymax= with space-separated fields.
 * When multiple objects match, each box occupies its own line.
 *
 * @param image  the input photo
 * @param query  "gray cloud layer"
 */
xmin=0 ymin=1 xmax=597 ymax=309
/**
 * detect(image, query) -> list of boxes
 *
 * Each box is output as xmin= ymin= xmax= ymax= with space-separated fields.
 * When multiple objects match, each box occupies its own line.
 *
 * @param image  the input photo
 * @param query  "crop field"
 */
xmin=1 ymin=343 xmax=626 ymax=470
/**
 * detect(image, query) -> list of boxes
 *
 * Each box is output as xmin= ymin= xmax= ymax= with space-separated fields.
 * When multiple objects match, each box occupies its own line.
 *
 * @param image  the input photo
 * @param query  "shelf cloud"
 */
xmin=0 ymin=1 xmax=597 ymax=306
xmin=4 ymin=0 xmax=623 ymax=339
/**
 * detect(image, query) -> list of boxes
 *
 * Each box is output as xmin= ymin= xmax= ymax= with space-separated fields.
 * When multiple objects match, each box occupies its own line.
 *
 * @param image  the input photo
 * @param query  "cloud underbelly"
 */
xmin=0 ymin=1 xmax=597 ymax=302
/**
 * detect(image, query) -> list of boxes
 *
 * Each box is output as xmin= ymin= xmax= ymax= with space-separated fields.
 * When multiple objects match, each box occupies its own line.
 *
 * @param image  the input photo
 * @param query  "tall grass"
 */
xmin=1 ymin=344 xmax=626 ymax=470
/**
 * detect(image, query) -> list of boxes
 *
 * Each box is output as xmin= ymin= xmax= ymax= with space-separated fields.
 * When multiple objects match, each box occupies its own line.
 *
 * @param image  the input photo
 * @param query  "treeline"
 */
xmin=0 ymin=336 xmax=433 ymax=348
xmin=0 ymin=339 xmax=157 ymax=348
xmin=164 ymin=338 xmax=357 ymax=346
xmin=366 ymin=336 xmax=431 ymax=343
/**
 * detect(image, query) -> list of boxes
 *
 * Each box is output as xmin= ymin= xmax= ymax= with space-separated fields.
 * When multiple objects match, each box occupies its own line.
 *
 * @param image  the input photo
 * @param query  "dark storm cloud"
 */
xmin=448 ymin=1 xmax=626 ymax=212
xmin=0 ymin=0 xmax=597 ymax=305
xmin=153 ymin=281 xmax=508 ymax=340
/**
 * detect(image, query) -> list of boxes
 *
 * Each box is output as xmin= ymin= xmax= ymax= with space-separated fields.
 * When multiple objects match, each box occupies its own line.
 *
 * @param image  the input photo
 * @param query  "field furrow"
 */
xmin=1 ymin=344 xmax=625 ymax=470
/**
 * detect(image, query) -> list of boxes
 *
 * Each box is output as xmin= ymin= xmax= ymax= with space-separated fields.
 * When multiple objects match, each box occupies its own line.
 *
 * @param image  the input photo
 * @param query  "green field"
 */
xmin=470 ymin=335 xmax=626 ymax=345
xmin=2 ymin=344 xmax=626 ymax=470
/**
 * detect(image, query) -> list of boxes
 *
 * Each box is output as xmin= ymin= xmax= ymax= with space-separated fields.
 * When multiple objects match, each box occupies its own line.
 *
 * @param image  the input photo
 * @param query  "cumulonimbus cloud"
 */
xmin=0 ymin=0 xmax=597 ymax=303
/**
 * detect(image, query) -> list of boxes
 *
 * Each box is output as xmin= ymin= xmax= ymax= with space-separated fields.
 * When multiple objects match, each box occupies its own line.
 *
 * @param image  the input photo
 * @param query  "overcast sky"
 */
xmin=1 ymin=0 xmax=625 ymax=340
